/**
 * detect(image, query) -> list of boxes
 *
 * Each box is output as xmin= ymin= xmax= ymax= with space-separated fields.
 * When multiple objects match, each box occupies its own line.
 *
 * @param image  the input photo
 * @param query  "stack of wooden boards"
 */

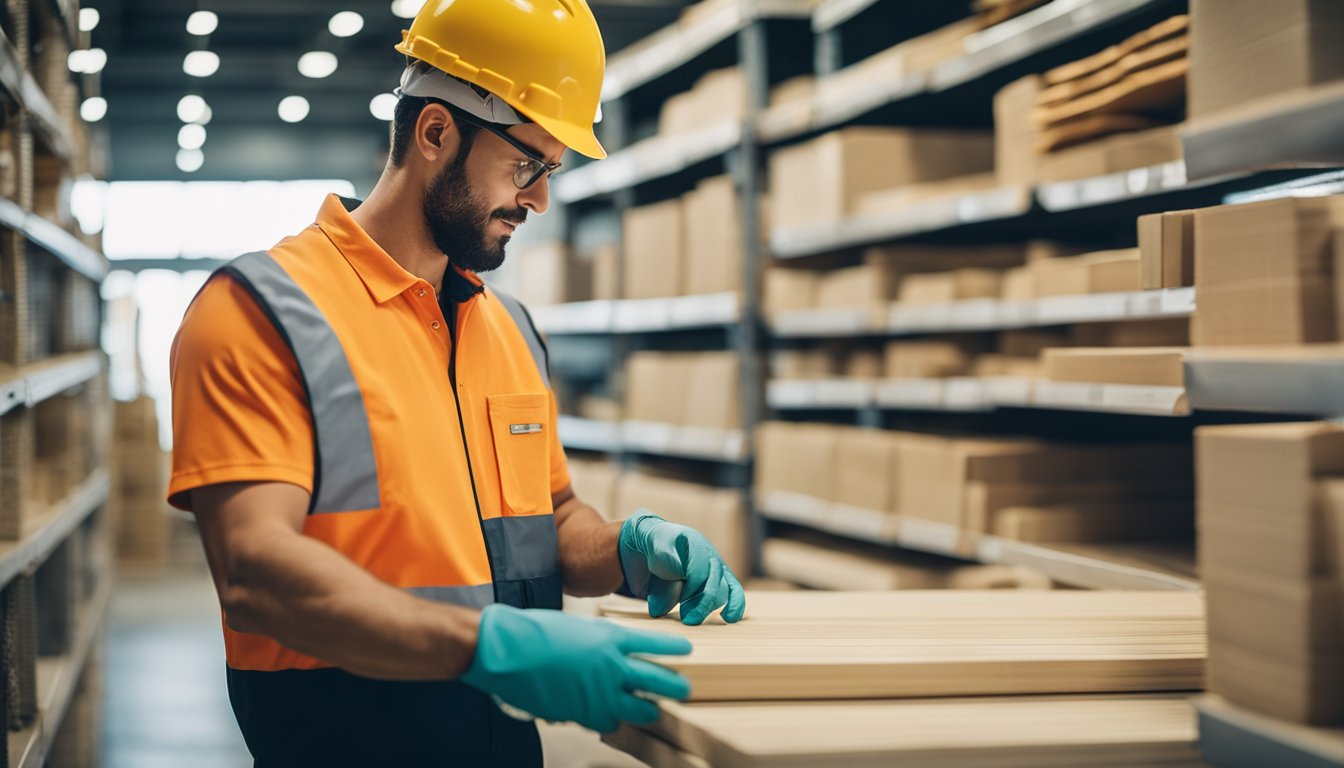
xmin=599 ymin=590 xmax=1206 ymax=767
xmin=1032 ymin=16 xmax=1189 ymax=153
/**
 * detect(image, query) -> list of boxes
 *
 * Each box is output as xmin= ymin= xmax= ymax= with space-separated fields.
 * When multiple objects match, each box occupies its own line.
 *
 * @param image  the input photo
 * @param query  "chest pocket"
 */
xmin=487 ymin=393 xmax=552 ymax=516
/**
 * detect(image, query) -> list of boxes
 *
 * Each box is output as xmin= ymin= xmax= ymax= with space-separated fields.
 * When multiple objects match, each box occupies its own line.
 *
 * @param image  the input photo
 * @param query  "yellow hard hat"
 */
xmin=396 ymin=0 xmax=607 ymax=160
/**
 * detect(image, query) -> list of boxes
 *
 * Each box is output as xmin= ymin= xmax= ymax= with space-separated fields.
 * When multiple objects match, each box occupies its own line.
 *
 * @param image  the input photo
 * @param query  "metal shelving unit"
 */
xmin=1196 ymin=696 xmax=1344 ymax=768
xmin=1184 ymin=347 xmax=1344 ymax=417
xmin=757 ymin=490 xmax=1198 ymax=591
xmin=532 ymin=293 xmax=740 ymax=335
xmin=558 ymin=415 xmax=749 ymax=465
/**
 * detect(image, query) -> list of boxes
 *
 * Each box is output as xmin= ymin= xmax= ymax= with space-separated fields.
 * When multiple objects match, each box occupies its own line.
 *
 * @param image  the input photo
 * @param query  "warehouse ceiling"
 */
xmin=84 ymin=0 xmax=691 ymax=189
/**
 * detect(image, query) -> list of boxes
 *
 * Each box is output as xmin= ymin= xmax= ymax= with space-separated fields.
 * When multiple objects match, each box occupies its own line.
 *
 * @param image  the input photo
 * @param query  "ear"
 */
xmin=415 ymin=102 xmax=459 ymax=163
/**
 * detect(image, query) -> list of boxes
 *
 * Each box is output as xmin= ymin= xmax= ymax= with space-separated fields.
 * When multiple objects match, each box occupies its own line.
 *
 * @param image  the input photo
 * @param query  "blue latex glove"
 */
xmin=618 ymin=509 xmax=747 ymax=626
xmin=461 ymin=603 xmax=692 ymax=733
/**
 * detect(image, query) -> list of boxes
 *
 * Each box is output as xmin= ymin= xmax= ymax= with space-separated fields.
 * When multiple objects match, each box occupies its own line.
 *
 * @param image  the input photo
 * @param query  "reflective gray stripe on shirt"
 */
xmin=481 ymin=514 xmax=560 ymax=582
xmin=491 ymin=288 xmax=550 ymax=390
xmin=220 ymin=251 xmax=381 ymax=514
xmin=408 ymin=583 xmax=496 ymax=609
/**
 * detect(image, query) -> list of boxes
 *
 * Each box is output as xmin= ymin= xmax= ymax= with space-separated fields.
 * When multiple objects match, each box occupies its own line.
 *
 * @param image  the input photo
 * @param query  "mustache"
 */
xmin=492 ymin=209 xmax=527 ymax=226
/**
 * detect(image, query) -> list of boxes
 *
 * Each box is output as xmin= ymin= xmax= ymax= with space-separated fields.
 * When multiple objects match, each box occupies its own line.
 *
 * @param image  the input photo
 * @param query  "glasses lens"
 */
xmin=514 ymin=160 xmax=545 ymax=190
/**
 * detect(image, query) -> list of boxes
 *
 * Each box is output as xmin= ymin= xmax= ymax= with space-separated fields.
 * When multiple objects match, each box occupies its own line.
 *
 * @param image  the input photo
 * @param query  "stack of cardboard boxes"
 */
xmin=110 ymin=397 xmax=171 ymax=568
xmin=621 ymin=174 xmax=751 ymax=300
xmin=624 ymin=351 xmax=741 ymax=433
xmin=566 ymin=457 xmax=749 ymax=577
xmin=657 ymin=67 xmax=749 ymax=139
xmin=1197 ymin=422 xmax=1344 ymax=724
xmin=756 ymin=421 xmax=1194 ymax=545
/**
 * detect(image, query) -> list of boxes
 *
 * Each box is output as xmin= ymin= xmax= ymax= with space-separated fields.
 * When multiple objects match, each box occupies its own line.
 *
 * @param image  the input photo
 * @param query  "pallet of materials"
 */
xmin=598 ymin=590 xmax=1204 ymax=701
xmin=608 ymin=694 xmax=1204 ymax=768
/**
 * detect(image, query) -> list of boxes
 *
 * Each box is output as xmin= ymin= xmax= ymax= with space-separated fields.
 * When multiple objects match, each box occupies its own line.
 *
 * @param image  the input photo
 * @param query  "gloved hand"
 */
xmin=461 ymin=603 xmax=692 ymax=733
xmin=618 ymin=509 xmax=747 ymax=626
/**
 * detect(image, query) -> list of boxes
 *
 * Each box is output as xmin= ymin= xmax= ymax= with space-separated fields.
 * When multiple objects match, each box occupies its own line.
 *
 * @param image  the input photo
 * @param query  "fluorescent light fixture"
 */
xmin=176 ymin=149 xmax=204 ymax=173
xmin=391 ymin=0 xmax=423 ymax=19
xmin=329 ymin=11 xmax=364 ymax=37
xmin=278 ymin=95 xmax=310 ymax=123
xmin=183 ymin=50 xmax=220 ymax=77
xmin=178 ymin=124 xmax=206 ymax=150
xmin=369 ymin=93 xmax=397 ymax=121
xmin=68 ymin=48 xmax=106 ymax=74
xmin=297 ymin=51 xmax=338 ymax=79
xmin=78 ymin=8 xmax=99 ymax=32
xmin=186 ymin=11 xmax=218 ymax=36
xmin=80 ymin=97 xmax=107 ymax=122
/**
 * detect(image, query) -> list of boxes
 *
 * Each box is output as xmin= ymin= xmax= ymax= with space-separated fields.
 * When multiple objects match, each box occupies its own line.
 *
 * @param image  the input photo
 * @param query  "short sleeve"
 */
xmin=547 ymin=387 xmax=571 ymax=496
xmin=168 ymin=274 xmax=315 ymax=511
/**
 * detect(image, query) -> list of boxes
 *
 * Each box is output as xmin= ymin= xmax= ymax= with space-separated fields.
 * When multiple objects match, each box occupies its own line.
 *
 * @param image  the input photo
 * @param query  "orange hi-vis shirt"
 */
xmin=169 ymin=193 xmax=572 ymax=674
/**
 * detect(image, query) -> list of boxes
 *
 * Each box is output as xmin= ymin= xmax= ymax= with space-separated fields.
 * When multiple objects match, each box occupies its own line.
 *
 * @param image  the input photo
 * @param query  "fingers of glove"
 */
xmin=623 ymin=657 xmax=692 ymax=702
xmin=612 ymin=693 xmax=661 ymax=728
xmin=678 ymin=556 xmax=724 ymax=626
xmin=647 ymin=577 xmax=682 ymax=619
xmin=721 ymin=567 xmax=747 ymax=624
xmin=615 ymin=625 xmax=693 ymax=657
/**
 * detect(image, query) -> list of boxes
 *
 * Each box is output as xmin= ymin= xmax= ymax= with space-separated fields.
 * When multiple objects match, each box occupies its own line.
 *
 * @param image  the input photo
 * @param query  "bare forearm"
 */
xmin=220 ymin=534 xmax=480 ymax=681
xmin=555 ymin=498 xmax=624 ymax=597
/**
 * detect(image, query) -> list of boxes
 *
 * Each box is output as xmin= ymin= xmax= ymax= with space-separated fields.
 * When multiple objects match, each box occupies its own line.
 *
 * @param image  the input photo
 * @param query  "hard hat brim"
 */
xmin=515 ymin=104 xmax=607 ymax=161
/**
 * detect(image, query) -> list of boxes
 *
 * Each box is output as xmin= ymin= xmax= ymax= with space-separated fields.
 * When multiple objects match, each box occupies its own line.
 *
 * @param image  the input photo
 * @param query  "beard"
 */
xmin=423 ymin=151 xmax=527 ymax=274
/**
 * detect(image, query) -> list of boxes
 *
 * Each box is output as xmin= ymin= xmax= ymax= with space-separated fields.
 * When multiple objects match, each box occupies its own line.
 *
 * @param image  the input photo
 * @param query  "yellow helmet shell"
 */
xmin=396 ymin=0 xmax=608 ymax=159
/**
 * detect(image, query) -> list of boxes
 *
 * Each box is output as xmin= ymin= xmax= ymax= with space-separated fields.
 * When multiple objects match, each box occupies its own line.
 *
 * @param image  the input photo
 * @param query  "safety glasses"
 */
xmin=449 ymin=107 xmax=562 ymax=190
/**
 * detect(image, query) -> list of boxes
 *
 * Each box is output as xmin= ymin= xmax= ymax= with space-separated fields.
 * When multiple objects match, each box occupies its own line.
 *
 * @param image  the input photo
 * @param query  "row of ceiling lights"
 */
xmin=170 ymin=9 xmax=403 ymax=172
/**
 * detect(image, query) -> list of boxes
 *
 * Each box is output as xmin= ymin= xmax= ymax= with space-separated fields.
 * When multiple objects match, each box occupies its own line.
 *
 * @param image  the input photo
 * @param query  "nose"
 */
xmin=517 ymin=174 xmax=549 ymax=215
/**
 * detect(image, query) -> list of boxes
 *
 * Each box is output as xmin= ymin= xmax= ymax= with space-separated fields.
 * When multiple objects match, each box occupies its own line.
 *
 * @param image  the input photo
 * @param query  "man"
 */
xmin=167 ymin=1 xmax=745 ymax=765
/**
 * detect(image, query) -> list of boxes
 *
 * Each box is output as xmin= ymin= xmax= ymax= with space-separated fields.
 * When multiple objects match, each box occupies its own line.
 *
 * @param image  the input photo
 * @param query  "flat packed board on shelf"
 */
xmin=609 ymin=694 xmax=1202 ymax=768
xmin=598 ymin=590 xmax=1204 ymax=701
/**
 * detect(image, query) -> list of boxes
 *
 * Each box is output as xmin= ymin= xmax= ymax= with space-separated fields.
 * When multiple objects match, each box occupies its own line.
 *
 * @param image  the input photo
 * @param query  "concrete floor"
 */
xmin=100 ymin=567 xmax=647 ymax=767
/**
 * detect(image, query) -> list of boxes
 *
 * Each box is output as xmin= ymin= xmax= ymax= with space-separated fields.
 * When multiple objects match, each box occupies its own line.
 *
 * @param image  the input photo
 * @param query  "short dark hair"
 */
xmin=390 ymin=96 xmax=481 ymax=167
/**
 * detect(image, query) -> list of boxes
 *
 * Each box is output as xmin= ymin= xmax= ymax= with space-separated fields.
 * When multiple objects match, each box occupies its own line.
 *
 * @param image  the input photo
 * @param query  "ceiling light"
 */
xmin=178 ymin=124 xmax=206 ymax=150
xmin=329 ymin=11 xmax=364 ymax=37
xmin=78 ymin=8 xmax=99 ymax=32
xmin=176 ymin=149 xmax=204 ymax=173
xmin=278 ymin=96 xmax=310 ymax=123
xmin=391 ymin=0 xmax=423 ymax=19
xmin=369 ymin=93 xmax=397 ymax=121
xmin=68 ymin=48 xmax=106 ymax=74
xmin=186 ymin=11 xmax=218 ymax=36
xmin=80 ymin=97 xmax=107 ymax=122
xmin=297 ymin=51 xmax=338 ymax=79
xmin=183 ymin=50 xmax=220 ymax=77
xmin=177 ymin=95 xmax=212 ymax=124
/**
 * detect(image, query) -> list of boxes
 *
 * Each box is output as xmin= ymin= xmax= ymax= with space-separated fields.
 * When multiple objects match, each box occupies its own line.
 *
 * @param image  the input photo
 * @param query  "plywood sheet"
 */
xmin=611 ymin=694 xmax=1203 ymax=768
xmin=598 ymin=591 xmax=1205 ymax=701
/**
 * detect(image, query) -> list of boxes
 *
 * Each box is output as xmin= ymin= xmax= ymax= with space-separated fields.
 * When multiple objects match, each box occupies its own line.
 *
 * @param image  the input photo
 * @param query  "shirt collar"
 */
xmin=316 ymin=193 xmax=490 ymax=306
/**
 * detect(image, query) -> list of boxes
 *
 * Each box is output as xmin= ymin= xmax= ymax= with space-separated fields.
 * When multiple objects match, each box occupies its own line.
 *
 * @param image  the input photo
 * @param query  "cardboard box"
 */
xmin=755 ymin=422 xmax=839 ymax=501
xmin=895 ymin=437 xmax=1036 ymax=527
xmin=1000 ymin=267 xmax=1034 ymax=300
xmin=771 ymin=349 xmax=842 ymax=380
xmin=1033 ymin=249 xmax=1140 ymax=297
xmin=972 ymin=354 xmax=1042 ymax=378
xmin=1138 ymin=210 xmax=1196 ymax=290
xmin=512 ymin=241 xmax=591 ymax=306
xmin=995 ymin=75 xmax=1044 ymax=186
xmin=768 ymin=127 xmax=994 ymax=230
xmin=682 ymin=175 xmax=744 ymax=296
xmin=1199 ymin=489 xmax=1342 ymax=583
xmin=844 ymin=349 xmax=883 ymax=379
xmin=693 ymin=67 xmax=749 ymax=124
xmin=1194 ymin=279 xmax=1336 ymax=346
xmin=998 ymin=329 xmax=1071 ymax=357
xmin=1196 ymin=422 xmax=1344 ymax=516
xmin=770 ymin=76 xmax=814 ymax=108
xmin=615 ymin=472 xmax=748 ymax=576
xmin=684 ymin=352 xmax=740 ymax=430
xmin=896 ymin=269 xmax=1002 ymax=305
xmin=624 ymin=352 xmax=693 ymax=424
xmin=764 ymin=267 xmax=817 ymax=316
xmin=1041 ymin=347 xmax=1187 ymax=386
xmin=834 ymin=427 xmax=899 ymax=513
xmin=623 ymin=200 xmax=684 ymax=299
xmin=1196 ymin=197 xmax=1342 ymax=285
xmin=568 ymin=458 xmax=623 ymax=520
xmin=1189 ymin=0 xmax=1344 ymax=120
xmin=884 ymin=340 xmax=979 ymax=379
xmin=815 ymin=263 xmax=901 ymax=309
xmin=1036 ymin=124 xmax=1183 ymax=182
xmin=1072 ymin=318 xmax=1191 ymax=347
xmin=1208 ymin=638 xmax=1344 ymax=725
xmin=658 ymin=90 xmax=701 ymax=137
xmin=577 ymin=396 xmax=622 ymax=422
xmin=1205 ymin=567 xmax=1344 ymax=659
xmin=591 ymin=244 xmax=621 ymax=301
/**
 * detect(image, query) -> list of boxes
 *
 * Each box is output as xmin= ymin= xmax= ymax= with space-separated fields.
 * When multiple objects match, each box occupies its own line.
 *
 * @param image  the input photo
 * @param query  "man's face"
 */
xmin=423 ymin=120 xmax=564 ymax=274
